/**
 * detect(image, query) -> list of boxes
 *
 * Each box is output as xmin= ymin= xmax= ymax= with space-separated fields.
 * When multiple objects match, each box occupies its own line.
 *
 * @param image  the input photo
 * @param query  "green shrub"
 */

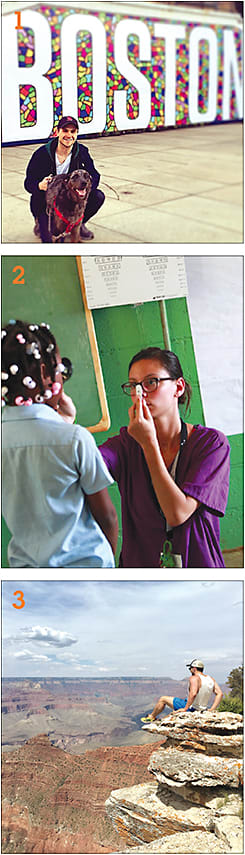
xmin=218 ymin=694 xmax=243 ymax=714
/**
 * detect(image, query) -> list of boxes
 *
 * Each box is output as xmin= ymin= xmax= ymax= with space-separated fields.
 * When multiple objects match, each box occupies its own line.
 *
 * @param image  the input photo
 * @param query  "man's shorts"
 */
xmin=173 ymin=697 xmax=195 ymax=711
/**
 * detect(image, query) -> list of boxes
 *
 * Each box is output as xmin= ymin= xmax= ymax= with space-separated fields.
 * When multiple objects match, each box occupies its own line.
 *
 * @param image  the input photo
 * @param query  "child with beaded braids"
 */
xmin=2 ymin=320 xmax=118 ymax=568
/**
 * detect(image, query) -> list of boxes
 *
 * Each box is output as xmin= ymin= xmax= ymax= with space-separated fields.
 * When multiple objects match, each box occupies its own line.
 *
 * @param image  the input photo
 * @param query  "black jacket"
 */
xmin=24 ymin=137 xmax=100 ymax=216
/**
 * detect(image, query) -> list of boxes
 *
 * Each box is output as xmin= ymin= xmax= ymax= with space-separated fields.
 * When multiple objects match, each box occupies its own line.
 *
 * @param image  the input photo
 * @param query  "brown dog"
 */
xmin=46 ymin=169 xmax=92 ymax=242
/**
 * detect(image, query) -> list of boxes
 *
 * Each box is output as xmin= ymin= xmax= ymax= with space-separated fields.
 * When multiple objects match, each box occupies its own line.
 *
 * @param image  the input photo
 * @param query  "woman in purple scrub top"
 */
xmin=100 ymin=347 xmax=230 ymax=569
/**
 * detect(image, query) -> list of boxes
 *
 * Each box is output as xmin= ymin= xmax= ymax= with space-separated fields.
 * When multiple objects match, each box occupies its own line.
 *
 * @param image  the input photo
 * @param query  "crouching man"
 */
xmin=24 ymin=116 xmax=105 ymax=243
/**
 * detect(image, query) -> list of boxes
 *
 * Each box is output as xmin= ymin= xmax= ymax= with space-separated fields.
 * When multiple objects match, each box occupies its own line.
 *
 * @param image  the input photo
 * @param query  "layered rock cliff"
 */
xmin=2 ymin=734 xmax=160 ymax=853
xmin=105 ymin=711 xmax=243 ymax=853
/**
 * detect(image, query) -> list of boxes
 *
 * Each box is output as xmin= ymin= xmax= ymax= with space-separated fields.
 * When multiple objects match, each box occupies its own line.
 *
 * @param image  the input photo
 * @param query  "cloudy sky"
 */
xmin=2 ymin=580 xmax=243 ymax=682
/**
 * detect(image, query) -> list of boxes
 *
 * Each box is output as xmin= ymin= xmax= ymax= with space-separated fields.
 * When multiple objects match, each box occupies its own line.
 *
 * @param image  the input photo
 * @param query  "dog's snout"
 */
xmin=80 ymin=171 xmax=91 ymax=187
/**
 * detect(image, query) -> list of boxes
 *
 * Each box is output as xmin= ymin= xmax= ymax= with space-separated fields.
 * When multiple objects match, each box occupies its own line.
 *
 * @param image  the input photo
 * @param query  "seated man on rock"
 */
xmin=24 ymin=115 xmax=105 ymax=243
xmin=141 ymin=658 xmax=223 ymax=722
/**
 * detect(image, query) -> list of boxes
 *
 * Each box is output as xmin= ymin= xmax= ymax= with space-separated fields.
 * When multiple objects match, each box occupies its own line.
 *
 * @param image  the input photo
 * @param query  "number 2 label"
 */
xmin=13 ymin=266 xmax=25 ymax=285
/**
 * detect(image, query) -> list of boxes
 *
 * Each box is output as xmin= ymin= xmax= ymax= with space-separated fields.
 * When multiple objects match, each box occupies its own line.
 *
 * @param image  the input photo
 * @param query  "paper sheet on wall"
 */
xmin=81 ymin=256 xmax=188 ymax=309
xmin=186 ymin=256 xmax=243 ymax=435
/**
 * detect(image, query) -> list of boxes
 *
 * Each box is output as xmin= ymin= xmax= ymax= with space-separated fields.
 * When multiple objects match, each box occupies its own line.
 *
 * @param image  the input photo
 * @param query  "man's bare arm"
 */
xmin=181 ymin=674 xmax=199 ymax=711
xmin=209 ymin=679 xmax=223 ymax=711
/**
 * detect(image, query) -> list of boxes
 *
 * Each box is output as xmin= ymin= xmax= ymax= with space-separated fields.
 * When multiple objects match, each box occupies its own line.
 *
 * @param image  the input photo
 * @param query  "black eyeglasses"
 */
xmin=121 ymin=377 xmax=172 ymax=396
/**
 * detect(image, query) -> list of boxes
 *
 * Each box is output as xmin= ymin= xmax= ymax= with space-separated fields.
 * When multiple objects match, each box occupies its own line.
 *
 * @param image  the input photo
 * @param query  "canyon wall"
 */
xmin=2 ymin=734 xmax=161 ymax=854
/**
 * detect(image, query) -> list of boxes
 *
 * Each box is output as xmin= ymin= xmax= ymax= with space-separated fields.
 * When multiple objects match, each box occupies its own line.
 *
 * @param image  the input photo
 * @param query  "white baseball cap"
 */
xmin=186 ymin=658 xmax=204 ymax=670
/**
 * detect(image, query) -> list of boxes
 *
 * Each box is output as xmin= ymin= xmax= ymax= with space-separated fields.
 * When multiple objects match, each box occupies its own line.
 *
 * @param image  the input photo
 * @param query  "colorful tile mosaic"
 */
xmin=16 ymin=5 xmax=242 ymax=134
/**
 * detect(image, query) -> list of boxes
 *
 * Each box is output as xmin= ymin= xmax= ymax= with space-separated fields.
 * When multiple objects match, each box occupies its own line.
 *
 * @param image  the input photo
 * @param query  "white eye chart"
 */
xmin=81 ymin=256 xmax=188 ymax=309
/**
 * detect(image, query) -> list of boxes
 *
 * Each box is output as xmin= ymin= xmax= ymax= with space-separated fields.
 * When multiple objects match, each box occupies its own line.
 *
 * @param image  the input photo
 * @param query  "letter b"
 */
xmin=2 ymin=11 xmax=53 ymax=143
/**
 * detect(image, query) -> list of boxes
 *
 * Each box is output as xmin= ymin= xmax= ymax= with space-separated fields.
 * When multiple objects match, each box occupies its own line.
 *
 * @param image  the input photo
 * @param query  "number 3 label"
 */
xmin=13 ymin=590 xmax=25 ymax=609
xmin=13 ymin=266 xmax=25 ymax=285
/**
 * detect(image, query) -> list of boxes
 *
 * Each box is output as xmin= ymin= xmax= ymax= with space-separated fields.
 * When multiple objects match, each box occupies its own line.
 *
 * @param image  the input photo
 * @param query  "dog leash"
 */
xmin=47 ymin=204 xmax=64 ymax=241
xmin=101 ymin=181 xmax=120 ymax=200
xmin=46 ymin=205 xmax=67 ymax=242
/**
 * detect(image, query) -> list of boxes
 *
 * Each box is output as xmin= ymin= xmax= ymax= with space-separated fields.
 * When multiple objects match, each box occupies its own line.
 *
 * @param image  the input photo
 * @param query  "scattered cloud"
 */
xmin=14 ymin=650 xmax=50 ymax=662
xmin=20 ymin=626 xmax=78 ymax=648
xmin=61 ymin=659 xmax=96 ymax=668
xmin=73 ymin=664 xmax=90 ymax=671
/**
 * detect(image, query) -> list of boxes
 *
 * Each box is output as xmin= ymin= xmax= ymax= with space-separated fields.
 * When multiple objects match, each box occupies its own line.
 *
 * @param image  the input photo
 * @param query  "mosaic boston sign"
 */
xmin=2 ymin=5 xmax=243 ymax=144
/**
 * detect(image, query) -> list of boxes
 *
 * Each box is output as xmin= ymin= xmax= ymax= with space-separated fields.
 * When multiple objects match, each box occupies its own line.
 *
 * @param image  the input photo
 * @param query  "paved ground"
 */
xmin=2 ymin=122 xmax=243 ymax=244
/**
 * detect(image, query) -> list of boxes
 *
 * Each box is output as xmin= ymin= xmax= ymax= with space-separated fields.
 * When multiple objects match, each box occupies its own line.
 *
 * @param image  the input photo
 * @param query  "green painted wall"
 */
xmin=1 ymin=291 xmax=243 ymax=566
xmin=1 ymin=256 xmax=103 ymax=428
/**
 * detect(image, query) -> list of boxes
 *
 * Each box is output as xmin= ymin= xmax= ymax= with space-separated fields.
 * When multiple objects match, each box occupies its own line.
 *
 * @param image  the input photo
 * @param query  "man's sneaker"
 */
xmin=141 ymin=714 xmax=154 ymax=723
xmin=80 ymin=223 xmax=94 ymax=240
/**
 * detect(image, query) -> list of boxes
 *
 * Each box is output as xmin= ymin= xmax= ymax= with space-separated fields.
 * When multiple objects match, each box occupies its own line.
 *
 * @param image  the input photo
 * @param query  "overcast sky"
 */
xmin=2 ymin=580 xmax=243 ymax=682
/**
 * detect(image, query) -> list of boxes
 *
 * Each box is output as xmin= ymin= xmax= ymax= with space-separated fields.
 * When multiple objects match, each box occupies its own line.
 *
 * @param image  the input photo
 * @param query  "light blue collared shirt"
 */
xmin=2 ymin=405 xmax=115 ymax=568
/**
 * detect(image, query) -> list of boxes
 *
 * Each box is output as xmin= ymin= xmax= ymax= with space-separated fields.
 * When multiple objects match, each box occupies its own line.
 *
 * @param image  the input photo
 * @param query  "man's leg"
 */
xmin=31 ymin=197 xmax=52 ymax=243
xmin=151 ymin=695 xmax=174 ymax=719
xmin=81 ymin=189 xmax=105 ymax=239
xmin=37 ymin=212 xmax=53 ymax=243
xmin=141 ymin=695 xmax=174 ymax=723
xmin=30 ymin=192 xmax=53 ymax=243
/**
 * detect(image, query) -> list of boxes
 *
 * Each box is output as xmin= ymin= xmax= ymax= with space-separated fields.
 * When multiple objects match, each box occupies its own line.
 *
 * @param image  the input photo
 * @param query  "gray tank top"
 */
xmin=192 ymin=673 xmax=214 ymax=711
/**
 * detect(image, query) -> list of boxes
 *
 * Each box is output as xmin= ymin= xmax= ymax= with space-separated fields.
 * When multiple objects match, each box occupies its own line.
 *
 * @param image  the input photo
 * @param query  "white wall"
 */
xmin=186 ymin=256 xmax=243 ymax=436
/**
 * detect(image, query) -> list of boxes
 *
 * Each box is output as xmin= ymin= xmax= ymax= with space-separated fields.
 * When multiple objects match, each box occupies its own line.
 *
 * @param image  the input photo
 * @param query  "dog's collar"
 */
xmin=53 ymin=199 xmax=84 ymax=233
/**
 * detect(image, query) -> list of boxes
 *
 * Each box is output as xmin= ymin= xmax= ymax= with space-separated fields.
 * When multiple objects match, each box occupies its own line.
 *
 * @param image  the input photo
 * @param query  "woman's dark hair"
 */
xmin=1 ymin=320 xmax=58 ymax=405
xmin=128 ymin=347 xmax=192 ymax=413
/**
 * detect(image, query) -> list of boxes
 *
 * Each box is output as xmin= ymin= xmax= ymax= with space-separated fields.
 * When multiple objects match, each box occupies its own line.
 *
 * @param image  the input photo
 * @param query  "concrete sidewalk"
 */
xmin=2 ymin=122 xmax=243 ymax=244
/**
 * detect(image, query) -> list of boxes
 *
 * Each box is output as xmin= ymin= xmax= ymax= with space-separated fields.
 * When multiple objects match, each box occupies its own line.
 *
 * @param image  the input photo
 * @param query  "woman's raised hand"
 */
xmin=127 ymin=396 xmax=157 ymax=448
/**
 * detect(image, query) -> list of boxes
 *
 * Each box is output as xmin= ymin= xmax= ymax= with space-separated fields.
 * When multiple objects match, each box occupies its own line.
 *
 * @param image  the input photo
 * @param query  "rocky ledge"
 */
xmin=105 ymin=711 xmax=243 ymax=853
